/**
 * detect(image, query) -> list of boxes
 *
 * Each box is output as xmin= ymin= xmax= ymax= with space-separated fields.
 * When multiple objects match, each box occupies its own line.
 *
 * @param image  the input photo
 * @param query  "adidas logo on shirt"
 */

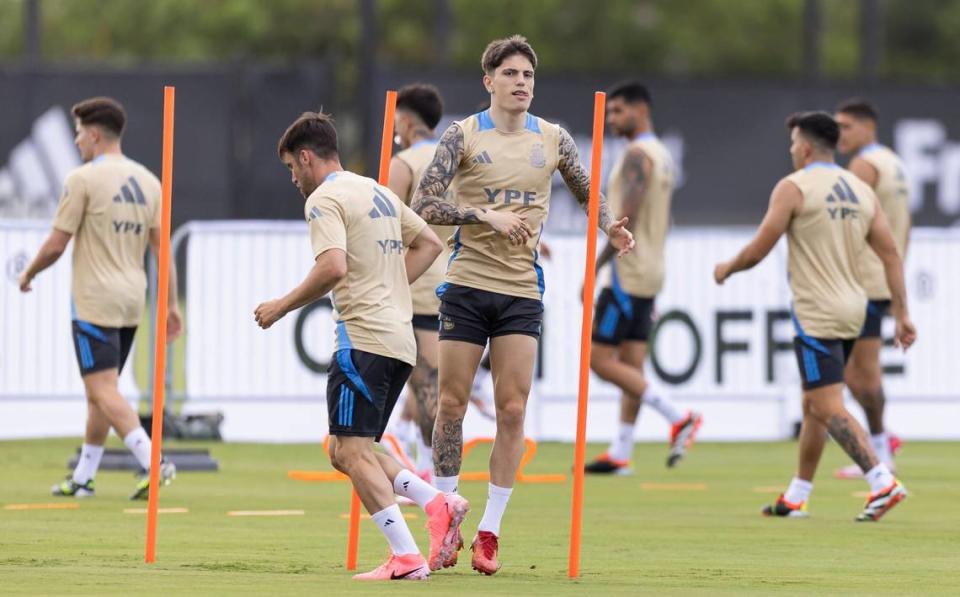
xmin=473 ymin=151 xmax=493 ymax=165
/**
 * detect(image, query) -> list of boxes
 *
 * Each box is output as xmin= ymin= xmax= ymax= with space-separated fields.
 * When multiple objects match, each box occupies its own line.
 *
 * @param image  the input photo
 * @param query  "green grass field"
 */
xmin=1 ymin=438 xmax=958 ymax=596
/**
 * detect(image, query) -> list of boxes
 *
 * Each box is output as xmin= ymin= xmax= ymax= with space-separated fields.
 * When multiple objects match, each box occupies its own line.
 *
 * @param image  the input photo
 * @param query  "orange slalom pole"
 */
xmin=145 ymin=85 xmax=176 ymax=564
xmin=345 ymin=89 xmax=398 ymax=571
xmin=568 ymin=91 xmax=606 ymax=579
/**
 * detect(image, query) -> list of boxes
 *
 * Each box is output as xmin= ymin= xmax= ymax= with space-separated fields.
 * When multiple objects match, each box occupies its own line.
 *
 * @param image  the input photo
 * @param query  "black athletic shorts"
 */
xmin=437 ymin=283 xmax=543 ymax=346
xmin=71 ymin=320 xmax=136 ymax=376
xmin=592 ymin=288 xmax=655 ymax=345
xmin=327 ymin=349 xmax=412 ymax=441
xmin=793 ymin=336 xmax=855 ymax=390
xmin=412 ymin=313 xmax=439 ymax=331
xmin=860 ymin=300 xmax=891 ymax=339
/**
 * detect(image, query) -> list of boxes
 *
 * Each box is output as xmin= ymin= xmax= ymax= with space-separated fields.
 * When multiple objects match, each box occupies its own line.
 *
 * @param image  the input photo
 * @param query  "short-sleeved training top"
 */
xmin=601 ymin=132 xmax=675 ymax=299
xmin=440 ymin=110 xmax=561 ymax=301
xmin=785 ymin=162 xmax=878 ymax=339
xmin=52 ymin=154 xmax=161 ymax=327
xmin=305 ymin=170 xmax=427 ymax=366
xmin=395 ymin=140 xmax=456 ymax=315
xmin=854 ymin=143 xmax=911 ymax=300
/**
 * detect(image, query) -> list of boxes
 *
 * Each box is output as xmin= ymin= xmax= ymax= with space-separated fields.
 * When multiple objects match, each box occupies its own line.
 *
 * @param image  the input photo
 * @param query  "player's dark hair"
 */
xmin=836 ymin=97 xmax=879 ymax=123
xmin=71 ymin=97 xmax=126 ymax=138
xmin=396 ymin=84 xmax=444 ymax=130
xmin=481 ymin=34 xmax=538 ymax=74
xmin=607 ymin=81 xmax=652 ymax=106
xmin=277 ymin=111 xmax=339 ymax=159
xmin=786 ymin=111 xmax=839 ymax=151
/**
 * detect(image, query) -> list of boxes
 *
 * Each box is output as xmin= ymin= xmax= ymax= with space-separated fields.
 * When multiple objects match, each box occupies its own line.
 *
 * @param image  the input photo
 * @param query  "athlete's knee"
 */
xmin=495 ymin=398 xmax=526 ymax=431
xmin=589 ymin=350 xmax=614 ymax=377
xmin=332 ymin=439 xmax=374 ymax=474
xmin=437 ymin=382 xmax=471 ymax=414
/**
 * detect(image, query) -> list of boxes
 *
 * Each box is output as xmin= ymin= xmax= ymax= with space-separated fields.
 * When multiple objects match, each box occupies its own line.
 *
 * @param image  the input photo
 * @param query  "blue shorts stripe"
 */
xmin=76 ymin=320 xmax=108 ymax=342
xmin=338 ymin=385 xmax=346 ymax=426
xmin=801 ymin=346 xmax=821 ymax=383
xmin=347 ymin=389 xmax=355 ymax=427
xmin=599 ymin=305 xmax=619 ymax=338
xmin=335 ymin=349 xmax=372 ymax=402
xmin=77 ymin=334 xmax=94 ymax=369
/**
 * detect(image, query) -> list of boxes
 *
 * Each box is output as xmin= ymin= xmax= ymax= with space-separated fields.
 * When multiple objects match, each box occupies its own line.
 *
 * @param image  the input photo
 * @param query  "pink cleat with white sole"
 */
xmin=352 ymin=553 xmax=429 ymax=581
xmin=426 ymin=493 xmax=470 ymax=571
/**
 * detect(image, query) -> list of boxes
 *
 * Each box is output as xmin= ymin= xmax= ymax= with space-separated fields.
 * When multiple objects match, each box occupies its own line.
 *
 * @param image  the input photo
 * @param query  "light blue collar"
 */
xmin=803 ymin=161 xmax=840 ymax=171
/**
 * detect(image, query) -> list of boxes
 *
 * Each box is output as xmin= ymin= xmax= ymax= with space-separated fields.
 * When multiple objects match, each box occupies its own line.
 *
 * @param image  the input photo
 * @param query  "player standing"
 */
xmin=714 ymin=112 xmax=914 ymax=521
xmin=412 ymin=35 xmax=634 ymax=573
xmin=833 ymin=98 xmax=912 ymax=479
xmin=19 ymin=97 xmax=181 ymax=500
xmin=387 ymin=83 xmax=455 ymax=481
xmin=255 ymin=111 xmax=467 ymax=580
xmin=584 ymin=81 xmax=703 ymax=475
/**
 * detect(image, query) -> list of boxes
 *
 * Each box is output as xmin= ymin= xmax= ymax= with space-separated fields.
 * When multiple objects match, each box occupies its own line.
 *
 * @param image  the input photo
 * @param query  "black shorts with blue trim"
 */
xmin=591 ymin=288 xmax=655 ymax=345
xmin=860 ymin=300 xmax=891 ymax=339
xmin=326 ymin=349 xmax=412 ymax=441
xmin=71 ymin=320 xmax=137 ymax=376
xmin=793 ymin=336 xmax=855 ymax=390
xmin=437 ymin=283 xmax=543 ymax=346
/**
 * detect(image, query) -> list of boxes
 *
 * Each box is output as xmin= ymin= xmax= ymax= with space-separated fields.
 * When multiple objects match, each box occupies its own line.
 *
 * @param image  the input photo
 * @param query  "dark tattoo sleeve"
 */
xmin=432 ymin=416 xmax=464 ymax=477
xmin=619 ymin=148 xmax=648 ymax=231
xmin=409 ymin=358 xmax=439 ymax=447
xmin=827 ymin=414 xmax=878 ymax=472
xmin=557 ymin=127 xmax=614 ymax=233
xmin=411 ymin=124 xmax=486 ymax=225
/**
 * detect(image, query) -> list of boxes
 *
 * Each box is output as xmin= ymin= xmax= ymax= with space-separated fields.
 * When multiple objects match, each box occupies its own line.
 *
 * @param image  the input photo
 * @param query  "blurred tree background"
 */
xmin=1 ymin=0 xmax=959 ymax=83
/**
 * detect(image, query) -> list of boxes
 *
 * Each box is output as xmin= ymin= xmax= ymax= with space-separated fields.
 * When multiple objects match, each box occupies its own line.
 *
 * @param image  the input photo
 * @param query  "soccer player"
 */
xmin=714 ymin=112 xmax=915 ymax=521
xmin=833 ymin=98 xmax=912 ymax=479
xmin=255 ymin=111 xmax=467 ymax=580
xmin=386 ymin=83 xmax=454 ymax=481
xmin=18 ymin=97 xmax=181 ymax=500
xmin=584 ymin=81 xmax=703 ymax=475
xmin=412 ymin=35 xmax=634 ymax=573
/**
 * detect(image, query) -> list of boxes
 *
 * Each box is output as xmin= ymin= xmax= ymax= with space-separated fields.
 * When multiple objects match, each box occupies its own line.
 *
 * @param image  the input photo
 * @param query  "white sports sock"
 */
xmin=477 ymin=483 xmax=513 ymax=536
xmin=371 ymin=504 xmax=420 ymax=556
xmin=865 ymin=463 xmax=895 ymax=494
xmin=434 ymin=475 xmax=459 ymax=495
xmin=871 ymin=432 xmax=894 ymax=468
xmin=415 ymin=436 xmax=433 ymax=474
xmin=123 ymin=427 xmax=154 ymax=471
xmin=643 ymin=385 xmax=685 ymax=425
xmin=607 ymin=422 xmax=635 ymax=462
xmin=72 ymin=443 xmax=105 ymax=484
xmin=394 ymin=469 xmax=440 ymax=510
xmin=784 ymin=477 xmax=813 ymax=504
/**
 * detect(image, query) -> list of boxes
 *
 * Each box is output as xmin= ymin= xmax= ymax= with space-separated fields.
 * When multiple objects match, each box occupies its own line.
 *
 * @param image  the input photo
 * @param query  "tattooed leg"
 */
xmin=804 ymin=384 xmax=879 ymax=473
xmin=433 ymin=339 xmax=484 ymax=477
xmin=410 ymin=329 xmax=440 ymax=446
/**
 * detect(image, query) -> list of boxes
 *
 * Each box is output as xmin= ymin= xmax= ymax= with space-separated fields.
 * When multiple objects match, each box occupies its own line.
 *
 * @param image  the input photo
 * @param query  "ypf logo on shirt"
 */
xmin=529 ymin=144 xmax=546 ymax=168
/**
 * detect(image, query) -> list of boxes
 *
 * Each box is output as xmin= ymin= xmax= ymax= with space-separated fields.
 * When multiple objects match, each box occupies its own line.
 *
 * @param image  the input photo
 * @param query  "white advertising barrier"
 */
xmin=183 ymin=221 xmax=960 ymax=443
xmin=1 ymin=220 xmax=140 ymax=439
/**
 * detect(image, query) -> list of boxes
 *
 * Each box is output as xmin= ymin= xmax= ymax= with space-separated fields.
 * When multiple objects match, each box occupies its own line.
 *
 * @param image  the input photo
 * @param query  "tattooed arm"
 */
xmin=595 ymin=147 xmax=649 ymax=272
xmin=412 ymin=123 xmax=534 ymax=244
xmin=558 ymin=126 xmax=635 ymax=256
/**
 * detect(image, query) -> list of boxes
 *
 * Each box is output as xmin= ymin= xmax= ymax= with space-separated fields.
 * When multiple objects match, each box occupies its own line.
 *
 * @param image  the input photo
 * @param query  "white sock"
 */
xmin=434 ymin=475 xmax=459 ymax=495
xmin=865 ymin=463 xmax=896 ymax=494
xmin=784 ymin=477 xmax=813 ymax=504
xmin=477 ymin=483 xmax=513 ymax=536
xmin=643 ymin=385 xmax=685 ymax=425
xmin=394 ymin=469 xmax=441 ymax=510
xmin=123 ymin=427 xmax=154 ymax=471
xmin=72 ymin=443 xmax=105 ymax=484
xmin=871 ymin=432 xmax=894 ymax=468
xmin=371 ymin=504 xmax=420 ymax=556
xmin=607 ymin=422 xmax=635 ymax=462
xmin=415 ymin=436 xmax=433 ymax=474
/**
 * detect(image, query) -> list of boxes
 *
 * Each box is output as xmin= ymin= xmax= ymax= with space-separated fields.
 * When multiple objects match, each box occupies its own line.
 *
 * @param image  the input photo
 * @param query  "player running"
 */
xmin=833 ymin=98 xmax=912 ymax=479
xmin=256 ymin=111 xmax=466 ymax=580
xmin=714 ymin=111 xmax=914 ymax=522
xmin=386 ymin=83 xmax=455 ymax=481
xmin=584 ymin=81 xmax=702 ymax=475
xmin=19 ymin=97 xmax=181 ymax=500
xmin=412 ymin=35 xmax=634 ymax=573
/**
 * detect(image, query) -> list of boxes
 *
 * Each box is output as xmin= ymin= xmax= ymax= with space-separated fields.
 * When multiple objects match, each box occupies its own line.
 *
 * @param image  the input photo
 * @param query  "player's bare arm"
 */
xmin=848 ymin=156 xmax=879 ymax=188
xmin=405 ymin=226 xmax=443 ymax=284
xmin=254 ymin=248 xmax=347 ymax=329
xmin=557 ymin=127 xmax=634 ymax=256
xmin=867 ymin=205 xmax=916 ymax=350
xmin=150 ymin=226 xmax=184 ymax=341
xmin=714 ymin=178 xmax=801 ymax=284
xmin=387 ymin=157 xmax=414 ymax=205
xmin=412 ymin=123 xmax=532 ymax=245
xmin=18 ymin=228 xmax=72 ymax=292
xmin=596 ymin=147 xmax=648 ymax=272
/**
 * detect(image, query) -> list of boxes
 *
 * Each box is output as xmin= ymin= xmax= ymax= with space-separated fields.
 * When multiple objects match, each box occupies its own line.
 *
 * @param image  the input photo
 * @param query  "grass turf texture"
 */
xmin=1 ymin=438 xmax=958 ymax=595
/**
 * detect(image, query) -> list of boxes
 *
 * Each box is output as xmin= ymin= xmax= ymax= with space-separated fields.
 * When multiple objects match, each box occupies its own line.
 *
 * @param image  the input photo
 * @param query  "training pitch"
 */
xmin=1 ymin=438 xmax=958 ymax=595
